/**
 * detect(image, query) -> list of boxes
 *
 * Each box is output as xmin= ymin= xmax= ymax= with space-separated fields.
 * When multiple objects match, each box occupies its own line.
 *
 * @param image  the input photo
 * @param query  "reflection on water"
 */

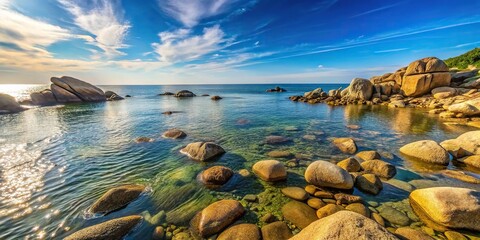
xmin=0 ymin=84 xmax=479 ymax=239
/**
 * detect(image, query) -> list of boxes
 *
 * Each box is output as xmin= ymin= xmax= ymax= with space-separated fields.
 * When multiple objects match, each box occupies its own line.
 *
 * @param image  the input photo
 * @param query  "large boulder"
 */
xmin=65 ymin=215 xmax=142 ymax=240
xmin=290 ymin=211 xmax=398 ymax=240
xmin=51 ymin=76 xmax=106 ymax=101
xmin=252 ymin=160 xmax=287 ymax=181
xmin=30 ymin=89 xmax=57 ymax=105
xmin=190 ymin=200 xmax=245 ymax=237
xmin=401 ymin=57 xmax=451 ymax=97
xmin=451 ymin=131 xmax=480 ymax=155
xmin=180 ymin=142 xmax=225 ymax=161
xmin=89 ymin=185 xmax=145 ymax=214
xmin=51 ymin=84 xmax=82 ymax=103
xmin=448 ymin=98 xmax=480 ymax=116
xmin=304 ymin=160 xmax=354 ymax=189
xmin=281 ymin=201 xmax=318 ymax=229
xmin=0 ymin=93 xmax=25 ymax=113
xmin=199 ymin=166 xmax=234 ymax=186
xmin=174 ymin=90 xmax=196 ymax=97
xmin=217 ymin=223 xmax=261 ymax=240
xmin=409 ymin=187 xmax=480 ymax=231
xmin=347 ymin=78 xmax=374 ymax=100
xmin=399 ymin=140 xmax=450 ymax=165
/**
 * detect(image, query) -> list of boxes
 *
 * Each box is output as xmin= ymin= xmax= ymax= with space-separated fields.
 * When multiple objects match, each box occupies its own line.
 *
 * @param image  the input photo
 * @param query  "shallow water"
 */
xmin=0 ymin=84 xmax=479 ymax=239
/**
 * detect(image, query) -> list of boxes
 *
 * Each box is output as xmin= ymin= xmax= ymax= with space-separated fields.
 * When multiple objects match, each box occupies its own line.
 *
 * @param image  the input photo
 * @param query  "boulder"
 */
xmin=355 ymin=151 xmax=381 ymax=162
xmin=454 ymin=131 xmax=480 ymax=155
xmin=360 ymin=160 xmax=396 ymax=179
xmin=261 ymin=221 xmax=293 ymax=240
xmin=105 ymin=91 xmax=124 ymax=101
xmin=460 ymin=76 xmax=480 ymax=88
xmin=316 ymin=204 xmax=344 ymax=219
xmin=281 ymin=201 xmax=318 ymax=229
xmin=217 ymin=223 xmax=261 ymax=240
xmin=355 ymin=174 xmax=383 ymax=195
xmin=448 ymin=98 xmax=480 ymax=116
xmin=388 ymin=100 xmax=406 ymax=108
xmin=459 ymin=155 xmax=480 ymax=168
xmin=337 ymin=157 xmax=361 ymax=172
xmin=451 ymin=69 xmax=478 ymax=82
xmin=399 ymin=140 xmax=450 ymax=165
xmin=162 ymin=129 xmax=187 ymax=139
xmin=51 ymin=84 xmax=82 ymax=103
xmin=190 ymin=200 xmax=245 ymax=237
xmin=266 ymin=86 xmax=287 ymax=92
xmin=410 ymin=187 xmax=480 ymax=231
xmin=51 ymin=76 xmax=106 ymax=101
xmin=405 ymin=57 xmax=449 ymax=75
xmin=377 ymin=205 xmax=410 ymax=226
xmin=332 ymin=138 xmax=357 ymax=154
xmin=89 ymin=184 xmax=145 ymax=214
xmin=199 ymin=166 xmax=234 ymax=186
xmin=290 ymin=211 xmax=398 ymax=240
xmin=440 ymin=139 xmax=467 ymax=159
xmin=252 ymin=160 xmax=287 ymax=181
xmin=30 ymin=89 xmax=57 ymax=105
xmin=211 ymin=95 xmax=222 ymax=100
xmin=0 ymin=93 xmax=25 ymax=113
xmin=65 ymin=215 xmax=142 ymax=240
xmin=305 ymin=160 xmax=354 ymax=189
xmin=395 ymin=227 xmax=434 ymax=240
xmin=401 ymin=57 xmax=451 ymax=97
xmin=431 ymin=87 xmax=457 ymax=99
xmin=180 ymin=142 xmax=225 ymax=161
xmin=304 ymin=88 xmax=324 ymax=99
xmin=174 ymin=90 xmax=196 ymax=97
xmin=281 ymin=187 xmax=308 ymax=201
xmin=347 ymin=78 xmax=374 ymax=100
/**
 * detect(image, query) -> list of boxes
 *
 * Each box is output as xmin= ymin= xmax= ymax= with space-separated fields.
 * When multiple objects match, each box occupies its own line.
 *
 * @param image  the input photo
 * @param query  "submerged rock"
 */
xmin=180 ymin=142 xmax=225 ymax=161
xmin=217 ymin=223 xmax=261 ymax=240
xmin=267 ymin=150 xmax=293 ymax=158
xmin=305 ymin=160 xmax=354 ymax=189
xmin=291 ymin=211 xmax=398 ymax=240
xmin=261 ymin=221 xmax=293 ymax=240
xmin=400 ymin=140 xmax=450 ymax=165
xmin=105 ymin=90 xmax=124 ymax=101
xmin=174 ymin=90 xmax=196 ymax=97
xmin=199 ymin=166 xmax=234 ymax=186
xmin=159 ymin=92 xmax=174 ymax=96
xmin=135 ymin=137 xmax=154 ymax=143
xmin=377 ymin=205 xmax=410 ymax=226
xmin=281 ymin=201 xmax=318 ymax=229
xmin=332 ymin=138 xmax=357 ymax=154
xmin=281 ymin=187 xmax=308 ymax=201
xmin=265 ymin=135 xmax=290 ymax=144
xmin=162 ymin=129 xmax=187 ymax=139
xmin=355 ymin=150 xmax=381 ymax=162
xmin=337 ymin=157 xmax=361 ymax=172
xmin=441 ymin=170 xmax=480 ymax=184
xmin=252 ymin=160 xmax=287 ymax=181
xmin=355 ymin=174 xmax=383 ymax=195
xmin=360 ymin=160 xmax=397 ymax=179
xmin=65 ymin=215 xmax=142 ymax=240
xmin=190 ymin=199 xmax=245 ymax=237
xmin=395 ymin=227 xmax=434 ymax=240
xmin=89 ymin=184 xmax=145 ymax=214
xmin=0 ymin=93 xmax=25 ymax=114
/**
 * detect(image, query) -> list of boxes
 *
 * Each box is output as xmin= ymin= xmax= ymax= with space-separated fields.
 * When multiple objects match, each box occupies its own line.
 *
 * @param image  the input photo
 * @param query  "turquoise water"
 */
xmin=0 ymin=84 xmax=479 ymax=239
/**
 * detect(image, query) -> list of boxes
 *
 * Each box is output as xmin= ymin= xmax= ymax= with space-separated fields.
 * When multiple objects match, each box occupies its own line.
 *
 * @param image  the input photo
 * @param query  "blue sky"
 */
xmin=1 ymin=0 xmax=480 ymax=84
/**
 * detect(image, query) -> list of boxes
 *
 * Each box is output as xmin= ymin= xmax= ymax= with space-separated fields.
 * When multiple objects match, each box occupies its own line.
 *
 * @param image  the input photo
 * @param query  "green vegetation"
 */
xmin=445 ymin=48 xmax=480 ymax=69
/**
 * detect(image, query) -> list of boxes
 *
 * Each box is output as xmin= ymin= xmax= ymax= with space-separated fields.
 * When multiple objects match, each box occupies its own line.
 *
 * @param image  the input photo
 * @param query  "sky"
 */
xmin=1 ymin=0 xmax=480 ymax=85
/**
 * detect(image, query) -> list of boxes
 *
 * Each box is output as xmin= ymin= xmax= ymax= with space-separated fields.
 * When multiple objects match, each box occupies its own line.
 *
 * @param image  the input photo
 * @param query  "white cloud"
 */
xmin=58 ymin=0 xmax=130 ymax=58
xmin=152 ymin=24 xmax=227 ymax=63
xmin=159 ymin=0 xmax=236 ymax=27
xmin=374 ymin=48 xmax=408 ymax=53
xmin=317 ymin=64 xmax=324 ymax=68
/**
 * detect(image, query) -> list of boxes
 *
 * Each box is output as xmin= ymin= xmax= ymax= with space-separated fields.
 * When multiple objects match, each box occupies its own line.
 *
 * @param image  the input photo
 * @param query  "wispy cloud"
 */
xmin=454 ymin=40 xmax=480 ymax=48
xmin=58 ymin=0 xmax=130 ymax=59
xmin=351 ymin=2 xmax=406 ymax=18
xmin=374 ymin=48 xmax=408 ymax=53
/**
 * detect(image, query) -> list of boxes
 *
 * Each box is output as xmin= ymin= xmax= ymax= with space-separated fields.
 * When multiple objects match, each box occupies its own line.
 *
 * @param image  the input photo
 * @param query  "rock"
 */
xmin=190 ymin=200 xmax=245 ymax=237
xmin=440 ymin=139 xmax=467 ymax=159
xmin=65 ymin=215 xmax=142 ymax=240
xmin=332 ymin=138 xmax=357 ymax=154
xmin=174 ymin=90 xmax=196 ymax=97
xmin=307 ymin=198 xmax=326 ymax=209
xmin=153 ymin=226 xmax=165 ymax=240
xmin=260 ymin=213 xmax=276 ymax=223
xmin=459 ymin=155 xmax=480 ymax=168
xmin=448 ymin=98 xmax=480 ymax=116
xmin=89 ymin=184 xmax=145 ymax=214
xmin=267 ymin=150 xmax=293 ymax=158
xmin=265 ymin=135 xmax=290 ymax=144
xmin=199 ymin=166 xmax=234 ymax=186
xmin=314 ymin=191 xmax=334 ymax=199
xmin=252 ymin=160 xmax=287 ymax=181
xmin=316 ymin=204 xmax=344 ymax=219
xmin=305 ymin=160 xmax=354 ymax=189
xmin=400 ymin=140 xmax=450 ymax=165
xmin=345 ymin=203 xmax=370 ymax=217
xmin=337 ymin=157 xmax=361 ymax=172
xmin=243 ymin=194 xmax=257 ymax=202
xmin=261 ymin=221 xmax=293 ymax=240
xmin=173 ymin=232 xmax=191 ymax=240
xmin=444 ymin=231 xmax=468 ymax=240
xmin=355 ymin=151 xmax=381 ymax=162
xmin=51 ymin=76 xmax=106 ymax=101
xmin=378 ymin=205 xmax=410 ymax=226
xmin=135 ymin=137 xmax=154 ymax=143
xmin=159 ymin=92 xmax=174 ymax=96
xmin=162 ymin=129 xmax=187 ymax=139
xmin=395 ymin=227 xmax=434 ymax=240
xmin=451 ymin=69 xmax=478 ymax=82
xmin=281 ymin=201 xmax=318 ymax=229
xmin=266 ymin=86 xmax=287 ymax=92
xmin=217 ymin=223 xmax=261 ymax=240
xmin=302 ymin=134 xmax=317 ymax=141
xmin=180 ymin=142 xmax=225 ymax=161
xmin=105 ymin=90 xmax=124 ymax=101
xmin=281 ymin=187 xmax=308 ymax=201
xmin=304 ymin=185 xmax=317 ymax=195
xmin=431 ymin=87 xmax=457 ymax=99
xmin=401 ymin=57 xmax=451 ymax=97
xmin=334 ymin=193 xmax=362 ymax=205
xmin=389 ymin=100 xmax=406 ymax=108
xmin=125 ymin=95 xmax=132 ymax=97
xmin=453 ymin=131 xmax=480 ymax=155
xmin=0 ymin=93 xmax=25 ymax=113
xmin=410 ymin=187 xmax=480 ymax=231
xmin=347 ymin=78 xmax=374 ymax=100
xmin=460 ymin=76 xmax=480 ymax=88
xmin=360 ymin=160 xmax=396 ymax=179
xmin=442 ymin=170 xmax=480 ymax=184
xmin=405 ymin=57 xmax=449 ymax=75
xmin=355 ymin=174 xmax=383 ymax=195
xmin=291 ymin=211 xmax=398 ymax=240
xmin=385 ymin=179 xmax=415 ymax=192
xmin=30 ymin=89 xmax=57 ymax=105
xmin=372 ymin=212 xmax=385 ymax=226
xmin=50 ymin=84 xmax=83 ymax=103
xmin=211 ymin=96 xmax=222 ymax=100
xmin=304 ymin=88 xmax=324 ymax=99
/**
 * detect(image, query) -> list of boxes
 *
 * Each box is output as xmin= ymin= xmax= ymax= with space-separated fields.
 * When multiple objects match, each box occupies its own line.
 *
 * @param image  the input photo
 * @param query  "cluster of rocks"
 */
xmin=159 ymin=90 xmax=223 ymax=100
xmin=266 ymin=86 xmax=287 ymax=92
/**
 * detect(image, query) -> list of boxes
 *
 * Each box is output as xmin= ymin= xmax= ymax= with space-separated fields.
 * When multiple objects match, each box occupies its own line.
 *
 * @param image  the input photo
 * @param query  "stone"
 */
xmin=211 ymin=96 xmax=222 ymax=100
xmin=460 ymin=76 xmax=480 ymax=88
xmin=89 ymin=185 xmax=145 ymax=214
xmin=30 ymin=89 xmax=57 ymax=105
xmin=261 ymin=221 xmax=293 ymax=240
xmin=290 ymin=211 xmax=398 ymax=240
xmin=307 ymin=198 xmax=325 ymax=209
xmin=51 ymin=76 xmax=106 ymax=101
xmin=360 ymin=160 xmax=397 ymax=179
xmin=50 ymin=84 xmax=83 ymax=103
xmin=377 ymin=205 xmax=410 ymax=226
xmin=260 ymin=213 xmax=276 ymax=223
xmin=135 ymin=137 xmax=154 ymax=143
xmin=304 ymin=88 xmax=324 ymax=99
xmin=454 ymin=131 xmax=480 ymax=155
xmin=281 ymin=201 xmax=318 ymax=229
xmin=316 ymin=204 xmax=344 ymax=219
xmin=105 ymin=91 xmax=124 ymax=101
xmin=448 ymin=98 xmax=480 ymax=116
xmin=334 ymin=193 xmax=362 ymax=205
xmin=0 ymin=93 xmax=25 ymax=113
xmin=217 ymin=224 xmax=261 ymax=240
xmin=337 ymin=157 xmax=361 ymax=172
xmin=355 ymin=174 xmax=383 ymax=195
xmin=153 ymin=226 xmax=165 ymax=240
xmin=159 ymin=92 xmax=174 ymax=96
xmin=385 ymin=179 xmax=415 ymax=192
xmin=305 ymin=160 xmax=354 ymax=189
xmin=199 ymin=166 xmax=234 ymax=185
xmin=444 ymin=231 xmax=468 ymax=240
xmin=332 ymin=138 xmax=357 ymax=154
xmin=451 ymin=69 xmax=478 ymax=82
xmin=180 ymin=142 xmax=225 ymax=161
xmin=252 ymin=160 xmax=287 ymax=181
xmin=302 ymin=134 xmax=317 ymax=141
xmin=409 ymin=187 xmax=480 ymax=231
xmin=265 ymin=135 xmax=290 ymax=144
xmin=389 ymin=100 xmax=406 ymax=108
xmin=395 ymin=227 xmax=434 ymax=240
xmin=266 ymin=86 xmax=287 ymax=92
xmin=267 ymin=150 xmax=293 ymax=158
xmin=459 ymin=155 xmax=480 ymax=168
xmin=243 ymin=194 xmax=257 ymax=202
xmin=162 ymin=129 xmax=187 ymax=139
xmin=314 ymin=191 xmax=334 ymax=199
xmin=347 ymin=78 xmax=374 ymax=100
xmin=174 ymin=90 xmax=196 ymax=97
xmin=173 ymin=232 xmax=191 ymax=240
xmin=405 ymin=57 xmax=449 ymax=75
xmin=345 ymin=203 xmax=370 ymax=217
xmin=440 ymin=139 xmax=467 ymax=159
xmin=65 ymin=215 xmax=142 ymax=240
xmin=372 ymin=212 xmax=385 ymax=226
xmin=190 ymin=200 xmax=245 ymax=237
xmin=355 ymin=151 xmax=381 ymax=162
xmin=281 ymin=187 xmax=308 ymax=201
xmin=304 ymin=185 xmax=318 ymax=195
xmin=399 ymin=140 xmax=449 ymax=165
xmin=441 ymin=170 xmax=480 ymax=184
xmin=402 ymin=72 xmax=451 ymax=97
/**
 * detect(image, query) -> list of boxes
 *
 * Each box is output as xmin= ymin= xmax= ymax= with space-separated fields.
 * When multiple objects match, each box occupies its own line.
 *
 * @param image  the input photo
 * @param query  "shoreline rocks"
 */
xmin=89 ymin=184 xmax=145 ymax=214
xmin=305 ymin=160 xmax=354 ymax=189
xmin=400 ymin=140 xmax=450 ymax=165
xmin=266 ymin=86 xmax=287 ymax=92
xmin=0 ymin=93 xmax=25 ymax=114
xmin=65 ymin=215 xmax=142 ymax=240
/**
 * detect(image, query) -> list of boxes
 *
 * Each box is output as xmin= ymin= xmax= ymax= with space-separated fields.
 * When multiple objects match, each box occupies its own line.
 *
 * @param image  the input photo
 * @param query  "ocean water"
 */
xmin=0 ymin=84 xmax=479 ymax=239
